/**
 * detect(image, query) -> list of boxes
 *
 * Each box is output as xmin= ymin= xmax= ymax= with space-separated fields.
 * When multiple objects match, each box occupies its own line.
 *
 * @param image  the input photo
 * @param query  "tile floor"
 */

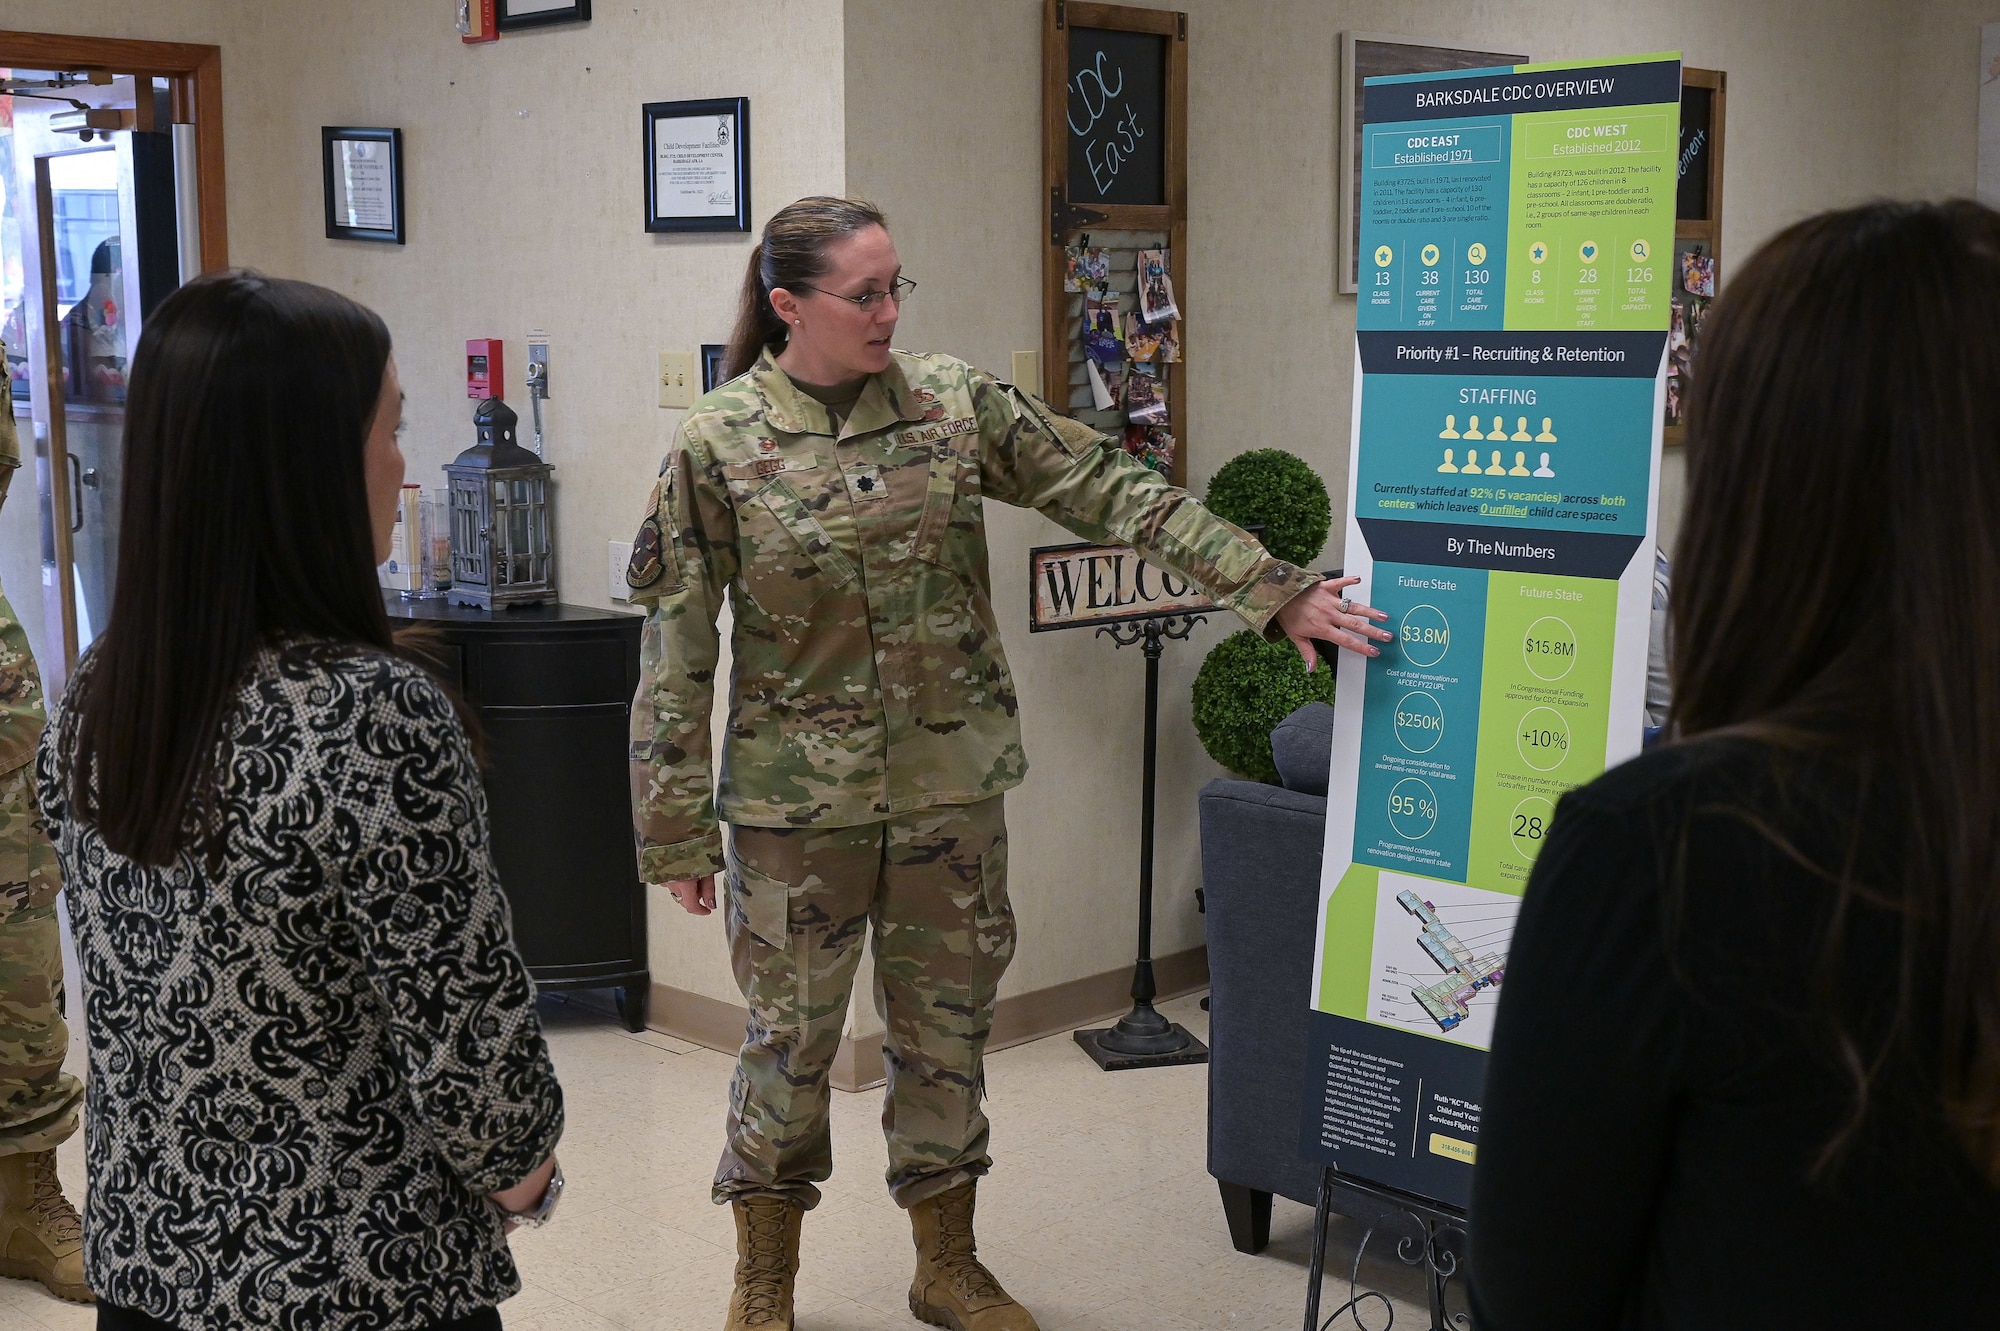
xmin=0 ymin=993 xmax=1441 ymax=1331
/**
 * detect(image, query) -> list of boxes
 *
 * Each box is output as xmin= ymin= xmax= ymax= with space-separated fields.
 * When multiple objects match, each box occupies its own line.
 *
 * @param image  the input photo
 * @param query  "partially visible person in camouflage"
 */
xmin=627 ymin=198 xmax=1390 ymax=1331
xmin=0 ymin=353 xmax=88 ymax=1305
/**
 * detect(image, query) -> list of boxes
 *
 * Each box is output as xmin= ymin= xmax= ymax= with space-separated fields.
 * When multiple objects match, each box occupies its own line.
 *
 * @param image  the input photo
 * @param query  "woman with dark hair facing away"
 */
xmin=1468 ymin=200 xmax=2000 ymax=1327
xmin=625 ymin=195 xmax=1391 ymax=1331
xmin=37 ymin=271 xmax=565 ymax=1331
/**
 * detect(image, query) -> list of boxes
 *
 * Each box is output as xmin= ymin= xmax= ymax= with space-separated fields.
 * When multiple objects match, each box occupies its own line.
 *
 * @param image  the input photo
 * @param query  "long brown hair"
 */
xmin=723 ymin=195 xmax=886 ymax=380
xmin=68 ymin=271 xmax=397 ymax=865
xmin=1671 ymin=200 xmax=2000 ymax=1180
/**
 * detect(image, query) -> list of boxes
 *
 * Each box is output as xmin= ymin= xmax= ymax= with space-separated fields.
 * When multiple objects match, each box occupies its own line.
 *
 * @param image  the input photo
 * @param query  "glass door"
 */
xmin=4 ymin=73 xmax=183 ymax=693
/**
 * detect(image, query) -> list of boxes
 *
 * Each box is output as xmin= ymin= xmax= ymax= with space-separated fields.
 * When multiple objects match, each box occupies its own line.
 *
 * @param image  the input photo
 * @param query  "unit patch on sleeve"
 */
xmin=626 ymin=515 xmax=666 ymax=589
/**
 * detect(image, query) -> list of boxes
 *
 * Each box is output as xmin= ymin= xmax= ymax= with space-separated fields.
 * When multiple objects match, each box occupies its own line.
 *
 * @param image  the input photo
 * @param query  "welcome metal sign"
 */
xmin=1027 ymin=541 xmax=1217 ymax=632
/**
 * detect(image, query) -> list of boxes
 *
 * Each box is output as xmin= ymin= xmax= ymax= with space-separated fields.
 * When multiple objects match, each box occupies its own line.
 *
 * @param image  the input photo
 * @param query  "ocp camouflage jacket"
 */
xmin=626 ymin=348 xmax=1319 ymax=882
xmin=0 ymin=354 xmax=45 ymax=778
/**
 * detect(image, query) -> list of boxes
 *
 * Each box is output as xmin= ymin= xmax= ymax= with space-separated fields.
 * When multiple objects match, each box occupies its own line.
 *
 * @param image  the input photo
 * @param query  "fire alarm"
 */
xmin=467 ymin=339 xmax=503 ymax=400
xmin=459 ymin=0 xmax=498 ymax=43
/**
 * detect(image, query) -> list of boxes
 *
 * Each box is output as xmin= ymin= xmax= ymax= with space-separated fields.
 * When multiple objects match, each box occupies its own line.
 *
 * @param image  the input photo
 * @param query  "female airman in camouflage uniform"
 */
xmin=627 ymin=198 xmax=1388 ymax=1331
xmin=0 ymin=367 xmax=87 ymax=1305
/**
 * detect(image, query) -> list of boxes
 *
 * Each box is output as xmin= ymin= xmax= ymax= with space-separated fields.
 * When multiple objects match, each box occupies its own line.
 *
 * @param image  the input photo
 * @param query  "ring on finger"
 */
xmin=1338 ymin=597 xmax=1353 ymax=615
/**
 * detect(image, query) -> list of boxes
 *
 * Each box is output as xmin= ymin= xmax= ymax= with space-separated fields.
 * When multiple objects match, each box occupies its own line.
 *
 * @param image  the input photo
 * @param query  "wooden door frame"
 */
xmin=0 ymin=29 xmax=227 ymax=271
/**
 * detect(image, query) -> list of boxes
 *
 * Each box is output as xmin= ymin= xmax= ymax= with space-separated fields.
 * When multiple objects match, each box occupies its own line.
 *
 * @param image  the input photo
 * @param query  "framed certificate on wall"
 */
xmin=322 ymin=126 xmax=405 ymax=244
xmin=497 ymin=0 xmax=590 ymax=31
xmin=642 ymin=97 xmax=750 ymax=233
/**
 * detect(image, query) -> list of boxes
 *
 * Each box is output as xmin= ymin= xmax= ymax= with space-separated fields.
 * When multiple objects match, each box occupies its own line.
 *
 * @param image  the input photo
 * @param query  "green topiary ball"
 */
xmin=1191 ymin=630 xmax=1336 ymax=783
xmin=1205 ymin=449 xmax=1332 ymax=566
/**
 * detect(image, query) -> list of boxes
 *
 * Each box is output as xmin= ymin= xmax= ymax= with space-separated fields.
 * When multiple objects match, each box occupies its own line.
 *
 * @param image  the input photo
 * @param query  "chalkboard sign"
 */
xmin=1066 ymin=26 xmax=1167 ymax=206
xmin=1677 ymin=84 xmax=1714 ymax=221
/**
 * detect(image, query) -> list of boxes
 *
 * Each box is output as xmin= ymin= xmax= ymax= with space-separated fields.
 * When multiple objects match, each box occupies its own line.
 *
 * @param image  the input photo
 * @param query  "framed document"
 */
xmin=497 ymin=0 xmax=590 ymax=32
xmin=322 ymin=127 xmax=405 ymax=245
xmin=643 ymin=97 xmax=750 ymax=233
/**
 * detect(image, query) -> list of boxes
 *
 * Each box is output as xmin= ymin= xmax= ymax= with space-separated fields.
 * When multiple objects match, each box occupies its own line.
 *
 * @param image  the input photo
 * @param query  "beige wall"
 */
xmin=3 ymin=0 xmax=1961 ymax=1036
xmin=2 ymin=0 xmax=848 ymax=1013
xmin=1896 ymin=2 xmax=1996 ymax=197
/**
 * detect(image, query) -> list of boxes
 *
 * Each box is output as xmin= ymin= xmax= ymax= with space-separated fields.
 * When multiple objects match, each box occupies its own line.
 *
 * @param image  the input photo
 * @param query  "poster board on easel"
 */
xmin=1303 ymin=51 xmax=1682 ymax=1213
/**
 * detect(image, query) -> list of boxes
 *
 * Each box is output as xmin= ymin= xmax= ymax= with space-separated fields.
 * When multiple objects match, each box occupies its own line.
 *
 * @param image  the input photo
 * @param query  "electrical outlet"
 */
xmin=658 ymin=351 xmax=699 ymax=409
xmin=608 ymin=540 xmax=633 ymax=602
xmin=1010 ymin=350 xmax=1040 ymax=397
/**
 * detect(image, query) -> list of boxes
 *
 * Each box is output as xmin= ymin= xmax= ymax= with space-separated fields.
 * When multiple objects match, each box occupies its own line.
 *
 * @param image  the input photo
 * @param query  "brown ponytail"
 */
xmin=723 ymin=196 xmax=887 ymax=380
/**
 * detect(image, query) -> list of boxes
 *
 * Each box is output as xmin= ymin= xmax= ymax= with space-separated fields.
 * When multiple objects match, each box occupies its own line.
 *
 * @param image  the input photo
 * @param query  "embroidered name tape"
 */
xmin=749 ymin=456 xmax=816 ymax=478
xmin=896 ymin=417 xmax=978 ymax=448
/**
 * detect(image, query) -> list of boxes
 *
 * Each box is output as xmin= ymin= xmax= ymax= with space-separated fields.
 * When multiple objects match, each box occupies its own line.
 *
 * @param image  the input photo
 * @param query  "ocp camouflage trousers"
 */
xmin=714 ymin=797 xmax=1011 ymax=1210
xmin=0 ymin=763 xmax=79 ymax=1155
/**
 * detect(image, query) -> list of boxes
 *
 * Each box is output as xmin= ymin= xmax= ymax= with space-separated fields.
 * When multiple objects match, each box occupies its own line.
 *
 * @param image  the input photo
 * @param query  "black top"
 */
xmin=1469 ymin=739 xmax=2000 ymax=1329
xmin=40 ymin=643 xmax=564 ymax=1329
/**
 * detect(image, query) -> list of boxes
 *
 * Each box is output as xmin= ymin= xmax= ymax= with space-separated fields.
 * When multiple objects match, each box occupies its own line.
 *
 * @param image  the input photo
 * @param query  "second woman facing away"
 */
xmin=38 ymin=272 xmax=566 ymax=1331
xmin=626 ymin=196 xmax=1391 ymax=1331
xmin=1468 ymin=201 xmax=2000 ymax=1327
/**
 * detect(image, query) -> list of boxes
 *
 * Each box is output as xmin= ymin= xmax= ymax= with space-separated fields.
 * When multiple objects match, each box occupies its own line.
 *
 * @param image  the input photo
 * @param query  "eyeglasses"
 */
xmin=797 ymin=276 xmax=916 ymax=312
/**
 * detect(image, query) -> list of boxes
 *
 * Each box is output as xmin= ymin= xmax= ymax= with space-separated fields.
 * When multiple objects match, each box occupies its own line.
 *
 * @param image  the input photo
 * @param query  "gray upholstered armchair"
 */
xmin=1200 ymin=703 xmax=1417 ymax=1253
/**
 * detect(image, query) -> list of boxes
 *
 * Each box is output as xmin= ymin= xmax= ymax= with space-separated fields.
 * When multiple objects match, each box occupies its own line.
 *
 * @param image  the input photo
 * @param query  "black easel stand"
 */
xmin=1303 ymin=1167 xmax=1470 ymax=1331
xmin=1074 ymin=613 xmax=1211 ymax=1071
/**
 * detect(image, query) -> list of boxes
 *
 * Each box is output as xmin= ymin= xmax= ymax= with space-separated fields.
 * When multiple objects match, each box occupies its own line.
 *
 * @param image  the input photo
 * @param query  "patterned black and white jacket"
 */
xmin=38 ymin=642 xmax=564 ymax=1330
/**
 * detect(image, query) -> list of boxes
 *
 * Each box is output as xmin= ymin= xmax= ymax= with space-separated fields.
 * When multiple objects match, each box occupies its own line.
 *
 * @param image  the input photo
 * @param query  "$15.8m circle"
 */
xmin=1522 ymin=615 xmax=1578 ymax=682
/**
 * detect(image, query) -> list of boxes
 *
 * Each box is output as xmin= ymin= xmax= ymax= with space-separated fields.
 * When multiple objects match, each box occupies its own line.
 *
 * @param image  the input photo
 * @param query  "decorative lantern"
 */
xmin=445 ymin=398 xmax=556 ymax=609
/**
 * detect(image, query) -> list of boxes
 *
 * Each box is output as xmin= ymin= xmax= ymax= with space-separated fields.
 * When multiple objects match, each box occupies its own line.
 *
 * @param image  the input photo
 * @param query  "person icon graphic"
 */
xmin=1489 ymin=416 xmax=1506 ymax=440
xmin=1512 ymin=417 xmax=1533 ymax=442
xmin=1533 ymin=452 xmax=1556 ymax=478
xmin=1535 ymin=417 xmax=1558 ymax=443
xmin=1484 ymin=451 xmax=1507 ymax=476
xmin=1438 ymin=449 xmax=1460 ymax=473
xmin=1439 ymin=415 xmax=1460 ymax=439
xmin=1509 ymin=451 xmax=1531 ymax=476
xmin=1463 ymin=416 xmax=1484 ymax=440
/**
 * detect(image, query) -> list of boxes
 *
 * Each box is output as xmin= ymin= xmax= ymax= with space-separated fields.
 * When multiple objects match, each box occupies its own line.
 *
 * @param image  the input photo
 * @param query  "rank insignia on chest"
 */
xmin=848 ymin=463 xmax=887 ymax=500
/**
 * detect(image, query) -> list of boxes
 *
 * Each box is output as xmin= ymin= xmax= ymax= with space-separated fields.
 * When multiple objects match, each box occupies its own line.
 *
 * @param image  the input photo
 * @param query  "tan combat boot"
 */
xmin=907 ymin=1181 xmax=1038 ymax=1331
xmin=724 ymin=1196 xmax=802 ymax=1330
xmin=0 ymin=1151 xmax=90 ymax=1303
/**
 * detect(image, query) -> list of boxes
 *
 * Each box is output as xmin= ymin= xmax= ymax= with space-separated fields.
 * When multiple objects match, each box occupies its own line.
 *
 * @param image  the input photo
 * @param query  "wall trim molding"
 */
xmin=646 ymin=945 xmax=1208 ymax=1093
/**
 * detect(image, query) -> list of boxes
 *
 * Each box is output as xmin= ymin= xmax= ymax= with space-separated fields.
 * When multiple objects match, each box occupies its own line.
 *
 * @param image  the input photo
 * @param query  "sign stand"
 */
xmin=1073 ymin=612 xmax=1211 ymax=1071
xmin=1302 ymin=1167 xmax=1467 ymax=1331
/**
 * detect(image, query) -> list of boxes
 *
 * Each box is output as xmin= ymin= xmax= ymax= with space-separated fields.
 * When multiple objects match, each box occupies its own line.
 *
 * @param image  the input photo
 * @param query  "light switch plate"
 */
xmin=608 ymin=540 xmax=633 ymax=602
xmin=658 ymin=350 xmax=699 ymax=409
xmin=1010 ymin=350 xmax=1040 ymax=397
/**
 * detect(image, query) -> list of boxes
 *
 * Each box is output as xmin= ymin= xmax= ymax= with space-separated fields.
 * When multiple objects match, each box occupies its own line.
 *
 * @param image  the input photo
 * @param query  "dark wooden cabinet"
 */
xmin=385 ymin=594 xmax=649 ymax=1030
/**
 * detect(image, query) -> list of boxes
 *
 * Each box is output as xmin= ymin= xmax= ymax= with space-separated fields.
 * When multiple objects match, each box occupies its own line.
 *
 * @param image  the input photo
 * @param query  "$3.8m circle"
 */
xmin=1398 ymin=604 xmax=1451 ymax=668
